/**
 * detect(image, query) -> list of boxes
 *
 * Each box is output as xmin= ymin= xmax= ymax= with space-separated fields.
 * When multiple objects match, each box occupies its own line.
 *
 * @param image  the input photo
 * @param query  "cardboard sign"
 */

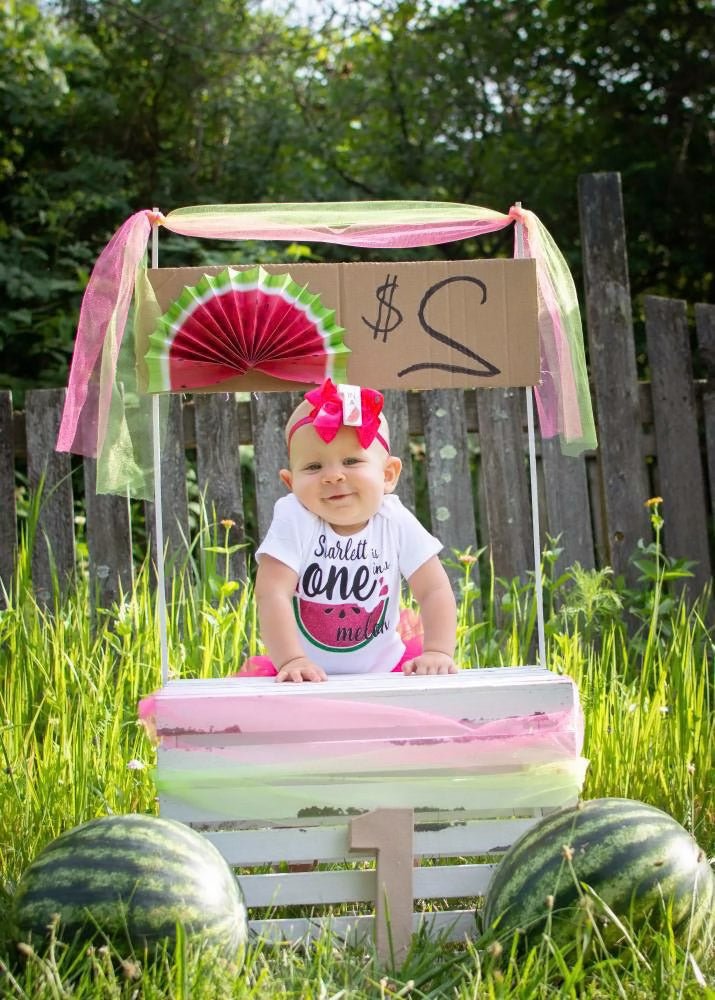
xmin=137 ymin=259 xmax=538 ymax=392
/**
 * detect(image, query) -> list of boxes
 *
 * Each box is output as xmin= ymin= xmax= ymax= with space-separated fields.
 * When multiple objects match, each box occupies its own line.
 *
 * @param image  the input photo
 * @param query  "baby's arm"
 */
xmin=254 ymin=555 xmax=327 ymax=682
xmin=402 ymin=555 xmax=458 ymax=675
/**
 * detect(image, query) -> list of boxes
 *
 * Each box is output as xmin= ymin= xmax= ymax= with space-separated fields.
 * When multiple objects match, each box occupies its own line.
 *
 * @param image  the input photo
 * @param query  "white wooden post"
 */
xmin=350 ymin=809 xmax=414 ymax=965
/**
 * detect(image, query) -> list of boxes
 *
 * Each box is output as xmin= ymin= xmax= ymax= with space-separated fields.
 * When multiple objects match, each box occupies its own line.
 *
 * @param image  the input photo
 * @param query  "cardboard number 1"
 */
xmin=349 ymin=808 xmax=414 ymax=965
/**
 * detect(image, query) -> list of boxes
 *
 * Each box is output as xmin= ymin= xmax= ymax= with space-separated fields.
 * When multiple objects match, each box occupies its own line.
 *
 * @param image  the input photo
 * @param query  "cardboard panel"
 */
xmin=138 ymin=259 xmax=538 ymax=392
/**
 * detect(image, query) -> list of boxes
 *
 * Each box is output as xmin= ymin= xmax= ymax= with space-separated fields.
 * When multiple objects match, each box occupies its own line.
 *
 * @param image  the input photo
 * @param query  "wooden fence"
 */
xmin=1 ymin=173 xmax=713 ymax=611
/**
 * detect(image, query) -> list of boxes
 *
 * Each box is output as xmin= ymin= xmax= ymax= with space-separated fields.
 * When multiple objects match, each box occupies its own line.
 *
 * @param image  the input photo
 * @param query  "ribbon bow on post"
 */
xmin=293 ymin=379 xmax=388 ymax=451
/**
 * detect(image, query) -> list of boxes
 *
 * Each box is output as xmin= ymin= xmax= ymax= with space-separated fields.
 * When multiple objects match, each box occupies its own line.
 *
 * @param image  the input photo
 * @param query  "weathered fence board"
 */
xmin=250 ymin=391 xmax=299 ymax=544
xmin=578 ymin=172 xmax=651 ymax=585
xmin=25 ymin=389 xmax=75 ymax=604
xmin=420 ymin=388 xmax=478 ymax=590
xmin=541 ymin=436 xmax=595 ymax=577
xmin=194 ymin=393 xmax=247 ymax=583
xmin=644 ymin=296 xmax=712 ymax=593
xmin=696 ymin=303 xmax=715 ymax=515
xmin=0 ymin=390 xmax=16 ymax=607
xmin=83 ymin=460 xmax=133 ymax=611
xmin=144 ymin=395 xmax=190 ymax=587
xmin=476 ymin=387 xmax=532 ymax=585
xmin=382 ymin=389 xmax=416 ymax=514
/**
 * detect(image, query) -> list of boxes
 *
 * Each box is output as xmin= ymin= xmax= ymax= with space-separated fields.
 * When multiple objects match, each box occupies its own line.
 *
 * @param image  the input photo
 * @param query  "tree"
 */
xmin=290 ymin=0 xmax=714 ymax=303
xmin=0 ymin=2 xmax=133 ymax=392
xmin=1 ymin=0 xmax=712 ymax=394
xmin=0 ymin=0 xmax=317 ymax=393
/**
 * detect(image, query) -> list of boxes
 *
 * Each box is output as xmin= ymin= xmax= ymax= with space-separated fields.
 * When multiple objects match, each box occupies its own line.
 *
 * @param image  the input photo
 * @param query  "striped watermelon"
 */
xmin=11 ymin=814 xmax=247 ymax=965
xmin=482 ymin=798 xmax=715 ymax=953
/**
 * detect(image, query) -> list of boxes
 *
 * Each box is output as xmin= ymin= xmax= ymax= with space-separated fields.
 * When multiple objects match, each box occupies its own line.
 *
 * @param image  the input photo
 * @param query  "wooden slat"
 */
xmin=419 ymin=389 xmax=478 ymax=590
xmin=144 ymin=395 xmax=190 ymax=584
xmin=0 ymin=390 xmax=16 ymax=607
xmin=194 ymin=393 xmax=247 ymax=583
xmin=249 ymin=908 xmax=477 ymax=945
xmin=243 ymin=868 xmax=373 ymax=908
xmin=160 ymin=780 xmax=578 ymax=825
xmin=250 ymin=392 xmax=297 ymax=541
xmin=204 ymin=816 xmax=538 ymax=865
xmin=476 ymin=387 xmax=531 ymax=584
xmin=382 ymin=389 xmax=416 ymax=513
xmin=239 ymin=862 xmax=495 ymax=908
xmin=541 ymin=437 xmax=595 ymax=576
xmin=154 ymin=667 xmax=578 ymax=718
xmin=83 ymin=458 xmax=133 ymax=611
xmin=578 ymin=172 xmax=650 ymax=583
xmin=695 ymin=304 xmax=715 ymax=529
xmin=644 ymin=296 xmax=712 ymax=594
xmin=25 ymin=389 xmax=75 ymax=604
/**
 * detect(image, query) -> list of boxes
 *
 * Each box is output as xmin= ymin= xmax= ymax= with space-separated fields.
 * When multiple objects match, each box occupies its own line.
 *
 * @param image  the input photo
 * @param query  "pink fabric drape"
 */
xmin=56 ymin=211 xmax=152 ymax=455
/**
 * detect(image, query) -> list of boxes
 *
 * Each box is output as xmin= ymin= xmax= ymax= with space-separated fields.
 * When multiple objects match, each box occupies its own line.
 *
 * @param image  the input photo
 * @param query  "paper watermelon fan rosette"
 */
xmin=144 ymin=265 xmax=350 ymax=392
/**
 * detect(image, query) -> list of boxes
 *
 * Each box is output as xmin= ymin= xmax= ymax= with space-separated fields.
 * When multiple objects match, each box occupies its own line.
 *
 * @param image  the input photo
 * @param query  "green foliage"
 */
xmin=3 ymin=918 xmax=712 ymax=998
xmin=0 ymin=0 xmax=712 ymax=395
xmin=557 ymin=564 xmax=624 ymax=635
xmin=0 ymin=3 xmax=134 ymax=398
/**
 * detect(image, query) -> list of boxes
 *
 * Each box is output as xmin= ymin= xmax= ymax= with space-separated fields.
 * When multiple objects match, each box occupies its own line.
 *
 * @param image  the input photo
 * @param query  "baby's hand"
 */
xmin=402 ymin=650 xmax=458 ymax=676
xmin=276 ymin=656 xmax=327 ymax=683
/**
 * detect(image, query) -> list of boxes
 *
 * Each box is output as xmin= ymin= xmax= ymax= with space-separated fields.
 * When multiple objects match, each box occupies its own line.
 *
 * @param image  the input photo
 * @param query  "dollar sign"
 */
xmin=361 ymin=274 xmax=403 ymax=343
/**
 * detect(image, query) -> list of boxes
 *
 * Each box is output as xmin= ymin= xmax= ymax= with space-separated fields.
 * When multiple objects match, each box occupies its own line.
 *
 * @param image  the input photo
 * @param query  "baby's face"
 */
xmin=280 ymin=425 xmax=401 ymax=535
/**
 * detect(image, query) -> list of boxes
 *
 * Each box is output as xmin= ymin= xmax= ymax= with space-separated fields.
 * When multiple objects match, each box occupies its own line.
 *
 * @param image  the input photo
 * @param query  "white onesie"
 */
xmin=256 ymin=493 xmax=442 ymax=673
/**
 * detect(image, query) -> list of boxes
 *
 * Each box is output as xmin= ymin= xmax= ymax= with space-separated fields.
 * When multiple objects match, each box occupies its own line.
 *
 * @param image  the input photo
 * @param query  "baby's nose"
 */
xmin=322 ymin=465 xmax=346 ymax=482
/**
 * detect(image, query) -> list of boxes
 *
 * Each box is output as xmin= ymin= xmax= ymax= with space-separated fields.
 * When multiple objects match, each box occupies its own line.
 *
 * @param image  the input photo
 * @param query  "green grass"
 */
xmin=0 ymin=503 xmax=713 ymax=997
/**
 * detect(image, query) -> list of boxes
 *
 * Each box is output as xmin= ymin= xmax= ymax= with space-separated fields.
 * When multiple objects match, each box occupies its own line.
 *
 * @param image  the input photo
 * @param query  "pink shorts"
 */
xmin=236 ymin=609 xmax=423 ymax=677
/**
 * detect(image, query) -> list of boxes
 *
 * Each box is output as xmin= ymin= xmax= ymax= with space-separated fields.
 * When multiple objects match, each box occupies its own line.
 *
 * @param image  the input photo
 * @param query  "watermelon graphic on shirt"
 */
xmin=294 ymin=596 xmax=388 ymax=652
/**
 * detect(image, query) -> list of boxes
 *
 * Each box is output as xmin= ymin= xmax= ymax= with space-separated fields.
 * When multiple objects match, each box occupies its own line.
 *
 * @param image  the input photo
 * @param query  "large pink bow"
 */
xmin=303 ymin=379 xmax=385 ymax=449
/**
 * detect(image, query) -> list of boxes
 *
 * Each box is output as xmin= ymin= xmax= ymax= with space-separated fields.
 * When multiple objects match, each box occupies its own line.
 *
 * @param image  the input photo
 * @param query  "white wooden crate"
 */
xmin=146 ymin=667 xmax=586 ymax=960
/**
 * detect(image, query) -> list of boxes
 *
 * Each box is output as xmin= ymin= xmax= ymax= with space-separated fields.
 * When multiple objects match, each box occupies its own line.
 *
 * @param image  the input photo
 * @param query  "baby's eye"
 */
xmin=343 ymin=457 xmax=362 ymax=466
xmin=304 ymin=463 xmax=322 ymax=472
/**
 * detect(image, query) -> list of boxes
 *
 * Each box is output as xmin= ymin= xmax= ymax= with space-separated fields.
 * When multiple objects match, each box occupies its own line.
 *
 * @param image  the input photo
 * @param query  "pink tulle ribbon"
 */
xmin=56 ymin=211 xmax=152 ymax=455
xmin=138 ymin=690 xmax=584 ymax=761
